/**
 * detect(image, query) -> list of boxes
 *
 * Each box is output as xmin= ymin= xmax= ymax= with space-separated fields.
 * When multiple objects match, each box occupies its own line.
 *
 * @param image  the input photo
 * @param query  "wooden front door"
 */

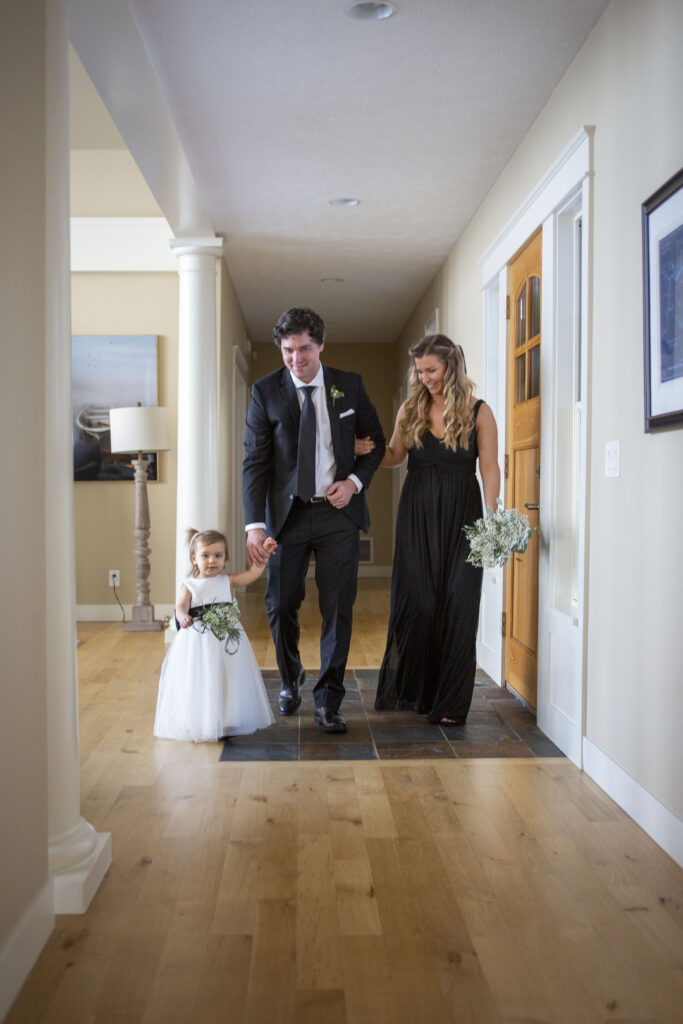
xmin=505 ymin=230 xmax=541 ymax=708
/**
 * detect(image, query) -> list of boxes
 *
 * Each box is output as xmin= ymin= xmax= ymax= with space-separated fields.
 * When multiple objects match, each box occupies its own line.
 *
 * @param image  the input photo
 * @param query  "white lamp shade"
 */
xmin=109 ymin=406 xmax=171 ymax=453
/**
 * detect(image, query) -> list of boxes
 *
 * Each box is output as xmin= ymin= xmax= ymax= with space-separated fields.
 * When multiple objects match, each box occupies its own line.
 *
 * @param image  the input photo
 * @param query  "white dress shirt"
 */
xmin=245 ymin=366 xmax=362 ymax=533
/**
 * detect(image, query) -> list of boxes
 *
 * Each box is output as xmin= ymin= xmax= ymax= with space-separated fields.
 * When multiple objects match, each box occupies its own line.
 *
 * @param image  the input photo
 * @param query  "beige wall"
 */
xmin=72 ymin=273 xmax=179 ymax=608
xmin=252 ymin=341 xmax=395 ymax=567
xmin=0 ymin=0 xmax=50 ymax=955
xmin=71 ymin=149 xmax=162 ymax=216
xmin=71 ymin=258 xmax=251 ymax=608
xmin=394 ymin=0 xmax=683 ymax=819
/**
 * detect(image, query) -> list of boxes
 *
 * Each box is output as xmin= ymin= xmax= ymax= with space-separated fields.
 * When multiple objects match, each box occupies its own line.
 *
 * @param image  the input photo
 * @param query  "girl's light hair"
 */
xmin=400 ymin=334 xmax=475 ymax=451
xmin=185 ymin=528 xmax=229 ymax=577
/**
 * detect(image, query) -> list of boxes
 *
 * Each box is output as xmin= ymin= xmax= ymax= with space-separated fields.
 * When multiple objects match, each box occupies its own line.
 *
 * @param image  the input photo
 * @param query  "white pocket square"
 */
xmin=339 ymin=408 xmax=355 ymax=419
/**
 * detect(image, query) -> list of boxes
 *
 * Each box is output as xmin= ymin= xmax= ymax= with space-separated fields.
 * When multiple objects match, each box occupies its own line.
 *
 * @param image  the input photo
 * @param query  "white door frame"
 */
xmin=478 ymin=127 xmax=594 ymax=766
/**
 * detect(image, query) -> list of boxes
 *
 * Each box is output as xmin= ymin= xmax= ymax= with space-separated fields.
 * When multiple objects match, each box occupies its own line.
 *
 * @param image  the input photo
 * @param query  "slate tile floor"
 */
xmin=220 ymin=667 xmax=565 ymax=761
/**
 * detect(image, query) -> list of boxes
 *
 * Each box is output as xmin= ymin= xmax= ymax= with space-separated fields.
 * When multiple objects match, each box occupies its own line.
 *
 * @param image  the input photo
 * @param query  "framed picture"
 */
xmin=642 ymin=167 xmax=683 ymax=431
xmin=72 ymin=335 xmax=159 ymax=480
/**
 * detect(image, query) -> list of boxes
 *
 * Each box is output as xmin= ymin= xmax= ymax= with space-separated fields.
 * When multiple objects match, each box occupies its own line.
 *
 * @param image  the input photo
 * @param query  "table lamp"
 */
xmin=109 ymin=405 xmax=171 ymax=631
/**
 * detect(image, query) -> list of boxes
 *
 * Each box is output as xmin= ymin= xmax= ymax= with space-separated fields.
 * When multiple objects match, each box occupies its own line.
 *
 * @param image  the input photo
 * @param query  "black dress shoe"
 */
xmin=314 ymin=708 xmax=347 ymax=733
xmin=278 ymin=669 xmax=304 ymax=716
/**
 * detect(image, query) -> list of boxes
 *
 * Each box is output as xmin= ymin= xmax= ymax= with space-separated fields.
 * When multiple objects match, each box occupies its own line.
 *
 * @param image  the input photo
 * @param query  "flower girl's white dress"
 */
xmin=154 ymin=575 xmax=275 ymax=741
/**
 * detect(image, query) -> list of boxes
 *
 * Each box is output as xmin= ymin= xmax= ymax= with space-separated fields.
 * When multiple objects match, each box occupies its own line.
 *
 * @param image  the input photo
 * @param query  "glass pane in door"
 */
xmin=516 ymin=354 xmax=526 ymax=403
xmin=529 ymin=345 xmax=540 ymax=398
xmin=529 ymin=276 xmax=541 ymax=338
xmin=516 ymin=284 xmax=526 ymax=347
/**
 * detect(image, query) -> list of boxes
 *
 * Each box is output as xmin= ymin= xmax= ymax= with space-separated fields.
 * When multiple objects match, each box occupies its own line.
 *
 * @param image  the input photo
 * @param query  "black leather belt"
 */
xmin=295 ymin=495 xmax=329 ymax=507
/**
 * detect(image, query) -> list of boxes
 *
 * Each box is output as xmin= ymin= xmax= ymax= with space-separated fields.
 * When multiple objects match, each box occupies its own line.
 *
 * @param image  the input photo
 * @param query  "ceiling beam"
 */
xmin=68 ymin=0 xmax=215 ymax=238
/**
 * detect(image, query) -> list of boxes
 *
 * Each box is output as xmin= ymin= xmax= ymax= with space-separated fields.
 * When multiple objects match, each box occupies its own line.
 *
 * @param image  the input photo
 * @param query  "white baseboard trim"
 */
xmin=76 ymin=604 xmax=174 ymax=622
xmin=77 ymin=574 xmax=392 ymax=623
xmin=52 ymin=833 xmax=112 ymax=914
xmin=583 ymin=738 xmax=683 ymax=868
xmin=0 ymin=880 xmax=54 ymax=1021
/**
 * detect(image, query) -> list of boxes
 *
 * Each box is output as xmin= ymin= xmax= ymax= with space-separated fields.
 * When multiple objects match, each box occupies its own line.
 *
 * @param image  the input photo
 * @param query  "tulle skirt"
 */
xmin=154 ymin=624 xmax=275 ymax=742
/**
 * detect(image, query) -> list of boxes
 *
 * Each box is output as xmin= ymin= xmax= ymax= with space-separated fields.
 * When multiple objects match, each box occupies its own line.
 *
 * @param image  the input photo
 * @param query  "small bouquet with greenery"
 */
xmin=463 ymin=501 xmax=533 ymax=569
xmin=193 ymin=598 xmax=242 ymax=653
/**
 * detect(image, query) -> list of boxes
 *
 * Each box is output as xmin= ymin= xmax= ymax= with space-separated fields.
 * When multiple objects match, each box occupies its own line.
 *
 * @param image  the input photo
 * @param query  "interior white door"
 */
xmin=536 ymin=194 xmax=588 ymax=767
xmin=479 ymin=128 xmax=593 ymax=766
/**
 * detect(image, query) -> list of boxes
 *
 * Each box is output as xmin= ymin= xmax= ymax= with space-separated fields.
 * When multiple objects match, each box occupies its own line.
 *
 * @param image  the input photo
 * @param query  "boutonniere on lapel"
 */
xmin=330 ymin=385 xmax=345 ymax=406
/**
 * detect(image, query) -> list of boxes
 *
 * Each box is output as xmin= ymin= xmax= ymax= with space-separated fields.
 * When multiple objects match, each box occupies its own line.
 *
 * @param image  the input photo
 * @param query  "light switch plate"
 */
xmin=605 ymin=440 xmax=620 ymax=478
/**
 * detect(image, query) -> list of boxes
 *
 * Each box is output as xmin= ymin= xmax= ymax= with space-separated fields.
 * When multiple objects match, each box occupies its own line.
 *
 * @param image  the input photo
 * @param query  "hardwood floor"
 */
xmin=6 ymin=583 xmax=683 ymax=1022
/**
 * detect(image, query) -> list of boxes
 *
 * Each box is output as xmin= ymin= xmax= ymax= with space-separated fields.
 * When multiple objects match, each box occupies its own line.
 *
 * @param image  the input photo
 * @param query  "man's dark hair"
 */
xmin=273 ymin=307 xmax=325 ymax=347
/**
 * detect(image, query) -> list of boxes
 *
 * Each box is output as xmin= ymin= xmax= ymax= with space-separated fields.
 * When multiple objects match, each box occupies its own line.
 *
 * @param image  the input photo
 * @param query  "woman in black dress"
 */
xmin=370 ymin=335 xmax=500 ymax=725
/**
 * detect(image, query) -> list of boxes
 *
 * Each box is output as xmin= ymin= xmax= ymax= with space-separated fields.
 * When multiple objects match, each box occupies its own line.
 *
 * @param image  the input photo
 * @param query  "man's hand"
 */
xmin=327 ymin=478 xmax=358 ymax=509
xmin=354 ymin=435 xmax=375 ymax=456
xmin=246 ymin=528 xmax=270 ymax=567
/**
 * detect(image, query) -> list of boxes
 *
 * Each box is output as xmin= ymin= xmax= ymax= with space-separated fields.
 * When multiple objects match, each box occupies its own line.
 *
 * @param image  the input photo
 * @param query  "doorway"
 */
xmin=478 ymin=127 xmax=593 ymax=766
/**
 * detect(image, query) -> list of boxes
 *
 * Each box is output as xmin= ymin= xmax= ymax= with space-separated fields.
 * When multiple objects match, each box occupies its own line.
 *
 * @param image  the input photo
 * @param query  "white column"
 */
xmin=45 ymin=0 xmax=111 ymax=912
xmin=170 ymin=238 xmax=224 ymax=590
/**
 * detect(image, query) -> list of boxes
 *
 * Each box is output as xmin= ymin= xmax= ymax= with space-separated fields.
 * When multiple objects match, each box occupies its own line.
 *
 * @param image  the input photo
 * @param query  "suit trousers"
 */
xmin=265 ymin=499 xmax=360 ymax=710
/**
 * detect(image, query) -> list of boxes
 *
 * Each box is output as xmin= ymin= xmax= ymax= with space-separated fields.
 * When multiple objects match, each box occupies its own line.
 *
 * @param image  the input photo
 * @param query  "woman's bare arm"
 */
xmin=380 ymin=404 xmax=409 ymax=468
xmin=476 ymin=402 xmax=500 ymax=514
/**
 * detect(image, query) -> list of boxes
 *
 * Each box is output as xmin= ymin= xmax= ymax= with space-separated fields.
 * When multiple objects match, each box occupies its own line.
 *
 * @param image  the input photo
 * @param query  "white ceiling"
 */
xmin=70 ymin=0 xmax=608 ymax=343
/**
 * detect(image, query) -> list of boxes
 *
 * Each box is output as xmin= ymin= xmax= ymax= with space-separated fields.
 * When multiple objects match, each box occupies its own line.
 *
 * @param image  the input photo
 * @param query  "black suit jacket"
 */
xmin=243 ymin=365 xmax=386 ymax=538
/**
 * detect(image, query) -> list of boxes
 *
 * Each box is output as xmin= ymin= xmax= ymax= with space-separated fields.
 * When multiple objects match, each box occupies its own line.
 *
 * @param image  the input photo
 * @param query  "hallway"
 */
xmin=6 ymin=601 xmax=682 ymax=1022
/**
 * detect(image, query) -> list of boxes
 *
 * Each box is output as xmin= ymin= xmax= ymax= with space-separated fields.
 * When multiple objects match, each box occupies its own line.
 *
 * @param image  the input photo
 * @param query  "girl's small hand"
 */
xmin=263 ymin=537 xmax=278 ymax=556
xmin=178 ymin=613 xmax=193 ymax=628
xmin=354 ymin=435 xmax=375 ymax=456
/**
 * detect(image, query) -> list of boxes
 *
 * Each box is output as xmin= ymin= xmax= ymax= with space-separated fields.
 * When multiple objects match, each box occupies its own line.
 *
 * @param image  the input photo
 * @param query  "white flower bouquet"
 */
xmin=194 ymin=598 xmax=242 ymax=653
xmin=463 ymin=502 xmax=533 ymax=569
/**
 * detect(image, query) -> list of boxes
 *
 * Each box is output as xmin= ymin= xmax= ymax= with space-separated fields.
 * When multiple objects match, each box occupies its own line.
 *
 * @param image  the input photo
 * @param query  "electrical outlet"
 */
xmin=108 ymin=569 xmax=120 ymax=588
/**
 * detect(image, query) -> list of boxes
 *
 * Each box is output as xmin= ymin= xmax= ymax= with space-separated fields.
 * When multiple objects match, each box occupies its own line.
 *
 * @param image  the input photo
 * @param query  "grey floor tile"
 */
xmin=220 ymin=742 xmax=299 ymax=761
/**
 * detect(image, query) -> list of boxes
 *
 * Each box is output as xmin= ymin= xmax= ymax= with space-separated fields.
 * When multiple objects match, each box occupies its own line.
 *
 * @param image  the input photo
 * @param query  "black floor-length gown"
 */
xmin=375 ymin=400 xmax=485 ymax=723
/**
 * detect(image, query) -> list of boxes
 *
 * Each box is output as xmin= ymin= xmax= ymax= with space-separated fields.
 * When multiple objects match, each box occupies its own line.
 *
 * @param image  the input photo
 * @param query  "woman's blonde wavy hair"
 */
xmin=186 ymin=528 xmax=229 ymax=577
xmin=400 ymin=334 xmax=475 ymax=451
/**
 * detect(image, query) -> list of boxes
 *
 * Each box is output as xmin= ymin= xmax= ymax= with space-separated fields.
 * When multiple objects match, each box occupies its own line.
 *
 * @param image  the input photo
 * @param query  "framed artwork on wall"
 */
xmin=642 ymin=167 xmax=683 ymax=431
xmin=72 ymin=335 xmax=159 ymax=480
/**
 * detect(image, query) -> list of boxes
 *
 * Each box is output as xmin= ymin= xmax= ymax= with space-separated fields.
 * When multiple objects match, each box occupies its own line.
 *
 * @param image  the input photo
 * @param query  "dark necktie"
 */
xmin=296 ymin=385 xmax=317 ymax=501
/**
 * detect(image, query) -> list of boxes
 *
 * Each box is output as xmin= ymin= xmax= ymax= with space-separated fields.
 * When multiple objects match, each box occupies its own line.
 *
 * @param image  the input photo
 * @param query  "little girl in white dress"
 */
xmin=154 ymin=527 xmax=277 ymax=742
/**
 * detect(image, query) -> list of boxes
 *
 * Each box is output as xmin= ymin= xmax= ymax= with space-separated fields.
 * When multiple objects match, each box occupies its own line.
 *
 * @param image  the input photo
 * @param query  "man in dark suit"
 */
xmin=243 ymin=307 xmax=385 ymax=733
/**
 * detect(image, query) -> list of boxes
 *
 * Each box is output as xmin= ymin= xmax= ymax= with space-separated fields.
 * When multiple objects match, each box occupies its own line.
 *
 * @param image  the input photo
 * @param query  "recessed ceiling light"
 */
xmin=329 ymin=197 xmax=360 ymax=207
xmin=345 ymin=2 xmax=397 ymax=20
xmin=321 ymin=277 xmax=345 ymax=283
